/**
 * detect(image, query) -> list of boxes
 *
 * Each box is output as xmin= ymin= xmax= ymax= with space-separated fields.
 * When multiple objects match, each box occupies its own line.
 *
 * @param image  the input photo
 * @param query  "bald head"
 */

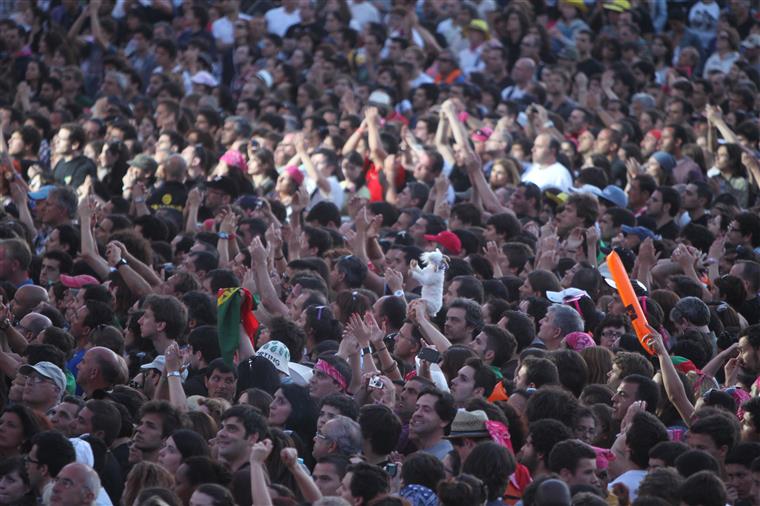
xmin=51 ymin=462 xmax=100 ymax=506
xmin=19 ymin=312 xmax=52 ymax=338
xmin=79 ymin=347 xmax=122 ymax=393
xmin=13 ymin=285 xmax=49 ymax=319
xmin=164 ymin=154 xmax=187 ymax=181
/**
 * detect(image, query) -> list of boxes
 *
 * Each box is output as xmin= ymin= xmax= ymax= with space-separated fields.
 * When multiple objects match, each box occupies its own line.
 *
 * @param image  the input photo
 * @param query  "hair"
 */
xmin=649 ymin=441 xmax=689 ymax=467
xmin=548 ymin=439 xmax=596 ymax=475
xmin=626 ymin=412 xmax=669 ymax=469
xmin=320 ymin=394 xmax=360 ymax=421
xmin=180 ymin=456 xmax=231 ymax=488
xmin=346 ymin=462 xmax=389 ymax=504
xmin=220 ymin=405 xmax=269 ymax=440
xmin=400 ymin=451 xmax=445 ymax=491
xmin=448 ymin=298 xmax=484 ymax=333
xmin=528 ymin=419 xmax=573 ymax=469
xmin=675 ymin=449 xmax=720 ymax=477
xmin=689 ymin=413 xmax=739 ymax=454
xmin=462 ymin=441 xmax=516 ymax=501
xmin=358 ymin=404 xmax=402 ymax=457
xmin=621 ymin=375 xmax=660 ymax=415
xmin=169 ymin=429 xmax=210 ymax=461
xmin=480 ymin=324 xmax=517 ymax=368
xmin=438 ymin=473 xmax=488 ymax=506
xmin=520 ymin=356 xmax=559 ymax=388
xmin=613 ymin=352 xmax=654 ymax=379
xmin=566 ymin=193 xmax=599 ymax=227
xmin=638 ymin=467 xmax=683 ymax=506
xmin=548 ymin=304 xmax=585 ymax=337
xmin=526 ymin=270 xmax=562 ymax=298
xmin=82 ymin=400 xmax=121 ymax=446
xmin=451 ymin=275 xmax=485 ymax=304
xmin=187 ymin=325 xmax=221 ymax=364
xmin=195 ymin=483 xmax=236 ymax=506
xmin=138 ymin=401 xmax=182 ymax=439
xmin=417 ymin=387 xmax=457 ymax=428
xmin=30 ymin=430 xmax=75 ymax=477
xmin=679 ymin=470 xmax=726 ymax=506
xmin=123 ymin=462 xmax=175 ymax=506
xmin=580 ymin=347 xmax=614 ymax=385
xmin=142 ymin=295 xmax=188 ymax=340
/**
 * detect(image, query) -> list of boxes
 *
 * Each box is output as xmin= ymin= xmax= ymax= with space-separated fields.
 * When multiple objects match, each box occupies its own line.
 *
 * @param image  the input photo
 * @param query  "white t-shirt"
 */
xmin=265 ymin=7 xmax=301 ymax=37
xmin=521 ymin=161 xmax=573 ymax=192
xmin=212 ymin=14 xmax=252 ymax=46
xmin=349 ymin=0 xmax=380 ymax=29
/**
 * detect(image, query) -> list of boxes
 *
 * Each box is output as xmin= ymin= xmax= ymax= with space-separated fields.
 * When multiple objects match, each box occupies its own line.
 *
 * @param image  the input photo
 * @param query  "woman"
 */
xmin=0 ymin=406 xmax=43 ymax=458
xmin=268 ymin=384 xmax=318 ymax=458
xmin=703 ymin=27 xmax=740 ymax=77
xmin=489 ymin=158 xmax=522 ymax=191
xmin=710 ymin=143 xmax=748 ymax=208
xmin=123 ymin=462 xmax=174 ymax=506
xmin=246 ymin=147 xmax=278 ymax=196
xmin=0 ymin=457 xmax=34 ymax=506
xmin=97 ymin=140 xmax=129 ymax=198
xmin=651 ymin=34 xmax=674 ymax=84
xmin=644 ymin=151 xmax=676 ymax=186
xmin=158 ymin=429 xmax=210 ymax=475
xmin=580 ymin=346 xmax=614 ymax=385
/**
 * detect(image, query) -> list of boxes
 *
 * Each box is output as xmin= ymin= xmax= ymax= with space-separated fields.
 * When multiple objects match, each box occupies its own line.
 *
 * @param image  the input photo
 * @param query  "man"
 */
xmin=216 ymin=405 xmax=269 ymax=473
xmin=49 ymin=463 xmax=101 ymax=506
xmin=39 ymin=250 xmax=72 ymax=286
xmin=519 ymin=419 xmax=572 ymax=479
xmin=555 ymin=192 xmax=599 ymax=240
xmin=607 ymin=352 xmax=654 ymax=390
xmin=443 ymin=298 xmax=483 ymax=346
xmin=445 ymin=409 xmax=497 ymax=462
xmin=0 ymin=238 xmax=33 ymax=287
xmin=204 ymin=358 xmax=237 ymax=402
xmin=627 ymin=174 xmax=657 ymax=218
xmin=599 ymin=208 xmax=636 ymax=251
xmin=52 ymin=123 xmax=96 ymax=189
xmin=521 ymin=134 xmax=573 ymax=192
xmin=19 ymin=361 xmax=66 ymax=413
xmin=659 ymin=125 xmax=704 ymax=184
xmin=612 ymin=374 xmax=660 ymax=423
xmin=146 ymin=154 xmax=188 ymax=212
xmin=608 ymin=412 xmax=669 ymax=501
xmin=543 ymin=67 xmax=577 ymax=120
xmin=76 ymin=347 xmax=123 ymax=399
xmin=670 ymin=297 xmax=711 ymax=337
xmin=139 ymin=294 xmax=188 ymax=355
xmin=338 ymin=462 xmax=390 ymax=506
xmin=501 ymin=57 xmax=536 ymax=102
xmin=688 ymin=414 xmax=740 ymax=474
xmin=468 ymin=324 xmax=517 ymax=374
xmin=219 ymin=116 xmax=252 ymax=150
xmin=725 ymin=443 xmax=760 ymax=506
xmin=312 ymin=454 xmax=350 ymax=498
xmin=26 ymin=431 xmax=76 ymax=504
xmin=409 ymin=388 xmax=457 ymax=460
xmin=444 ymin=275 xmax=484 ymax=306
xmin=450 ymin=357 xmax=498 ymax=408
xmin=514 ymin=357 xmax=560 ymax=390
xmin=537 ymin=305 xmax=584 ymax=351
xmin=67 ymin=301 xmax=114 ymax=377
xmin=130 ymin=400 xmax=182 ymax=465
xmin=312 ymin=415 xmax=362 ymax=460
xmin=330 ymin=255 xmax=368 ymax=292
xmin=548 ymin=439 xmax=601 ymax=488
xmin=309 ymin=355 xmax=352 ymax=400
xmin=508 ymin=182 xmax=542 ymax=221
xmin=183 ymin=325 xmax=220 ymax=396
xmin=728 ymin=214 xmax=760 ymax=254
xmin=122 ymin=154 xmax=157 ymax=200
xmin=646 ymin=186 xmax=680 ymax=240
xmin=48 ymin=397 xmax=85 ymax=435
xmin=69 ymin=399 xmax=121 ymax=448
xmin=11 ymin=285 xmax=49 ymax=322
xmin=681 ymin=182 xmax=711 ymax=227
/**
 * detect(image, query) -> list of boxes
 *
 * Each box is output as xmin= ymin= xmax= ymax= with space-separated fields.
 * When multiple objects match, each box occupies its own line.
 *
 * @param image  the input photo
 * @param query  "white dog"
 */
xmin=409 ymin=249 xmax=449 ymax=316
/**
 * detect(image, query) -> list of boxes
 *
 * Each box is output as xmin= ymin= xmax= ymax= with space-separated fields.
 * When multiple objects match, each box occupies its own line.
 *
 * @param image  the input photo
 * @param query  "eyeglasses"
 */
xmin=53 ymin=477 xmax=76 ymax=489
xmin=25 ymin=375 xmax=53 ymax=386
xmin=601 ymin=330 xmax=623 ymax=338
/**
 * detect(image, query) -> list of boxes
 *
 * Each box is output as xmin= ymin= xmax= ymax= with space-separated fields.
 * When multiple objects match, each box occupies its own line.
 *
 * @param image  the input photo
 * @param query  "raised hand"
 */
xmin=249 ymin=237 xmax=268 ymax=266
xmin=105 ymin=242 xmax=122 ymax=267
xmin=280 ymin=447 xmax=299 ymax=469
xmin=250 ymin=439 xmax=273 ymax=464
xmin=384 ymin=268 xmax=404 ymax=293
xmin=165 ymin=342 xmax=182 ymax=374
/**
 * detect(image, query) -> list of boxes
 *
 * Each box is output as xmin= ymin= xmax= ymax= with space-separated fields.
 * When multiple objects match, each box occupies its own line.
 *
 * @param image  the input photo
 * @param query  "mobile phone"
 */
xmin=417 ymin=348 xmax=441 ymax=364
xmin=384 ymin=463 xmax=398 ymax=478
xmin=368 ymin=376 xmax=384 ymax=389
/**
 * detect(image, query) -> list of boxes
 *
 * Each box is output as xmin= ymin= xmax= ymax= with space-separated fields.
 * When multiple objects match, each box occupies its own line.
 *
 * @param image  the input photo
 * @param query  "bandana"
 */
xmin=314 ymin=359 xmax=347 ymax=391
xmin=485 ymin=420 xmax=514 ymax=453
xmin=563 ymin=332 xmax=596 ymax=352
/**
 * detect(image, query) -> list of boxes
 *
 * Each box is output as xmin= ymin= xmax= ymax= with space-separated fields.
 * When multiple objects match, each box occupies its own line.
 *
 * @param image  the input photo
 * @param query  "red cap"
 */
xmin=647 ymin=129 xmax=662 ymax=141
xmin=423 ymin=231 xmax=462 ymax=255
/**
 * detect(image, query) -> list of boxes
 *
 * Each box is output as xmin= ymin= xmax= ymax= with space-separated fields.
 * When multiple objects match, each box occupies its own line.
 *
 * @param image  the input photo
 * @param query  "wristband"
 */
xmin=361 ymin=346 xmax=372 ymax=355
xmin=167 ymin=371 xmax=181 ymax=377
xmin=218 ymin=232 xmax=236 ymax=240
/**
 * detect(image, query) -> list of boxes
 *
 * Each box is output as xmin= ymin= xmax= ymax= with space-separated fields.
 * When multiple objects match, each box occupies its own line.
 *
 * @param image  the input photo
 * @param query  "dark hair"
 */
xmin=30 ymin=430 xmax=75 ymax=477
xmin=549 ymin=350 xmax=589 ymax=398
xmin=437 ymin=474 xmax=488 ymax=506
xmin=142 ymin=295 xmax=187 ymax=340
xmin=220 ymin=405 xmax=269 ymax=440
xmin=187 ymin=325 xmax=221 ymax=364
xmin=675 ymin=449 xmax=720 ymax=477
xmin=279 ymin=383 xmax=318 ymax=448
xmin=649 ymin=441 xmax=689 ymax=467
xmin=689 ymin=413 xmax=739 ymax=453
xmin=400 ymin=452 xmax=445 ymax=491
xmin=417 ymin=387 xmax=457 ymax=428
xmin=462 ymin=441 xmax=516 ymax=501
xmin=548 ymin=439 xmax=596 ymax=475
xmin=621 ymin=374 xmax=660 ymax=414
xmin=347 ymin=462 xmax=390 ymax=504
xmin=525 ymin=387 xmax=579 ymax=426
xmin=527 ymin=419 xmax=573 ymax=469
xmin=195 ymin=484 xmax=235 ymax=506
xmin=519 ymin=357 xmax=559 ymax=388
xmin=679 ymin=470 xmax=726 ymax=506
xmin=169 ymin=429 xmax=210 ymax=460
xmin=359 ymin=404 xmax=402 ymax=456
xmin=83 ymin=400 xmax=122 ymax=446
xmin=626 ymin=412 xmax=669 ymax=469
xmin=138 ymin=401 xmax=182 ymax=439
xmin=180 ymin=456 xmax=231 ymax=488
xmin=268 ymin=316 xmax=307 ymax=363
xmin=320 ymin=394 xmax=360 ymax=421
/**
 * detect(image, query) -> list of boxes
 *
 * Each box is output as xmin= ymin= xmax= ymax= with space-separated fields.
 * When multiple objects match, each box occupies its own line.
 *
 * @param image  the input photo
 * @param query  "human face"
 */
xmin=39 ymin=257 xmax=62 ymax=287
xmin=216 ymin=416 xmax=252 ymax=460
xmin=738 ymin=336 xmax=760 ymax=375
xmin=394 ymin=323 xmax=418 ymax=361
xmin=50 ymin=465 xmax=95 ymax=506
xmin=138 ymin=308 xmax=159 ymax=340
xmin=158 ymin=436 xmax=183 ymax=475
xmin=309 ymin=369 xmax=341 ymax=400
xmin=682 ymin=184 xmax=701 ymax=211
xmin=565 ymin=457 xmax=599 ymax=487
xmin=531 ymin=135 xmax=553 ymax=165
xmin=410 ymin=393 xmax=445 ymax=438
xmin=189 ymin=491 xmax=215 ymax=506
xmin=600 ymin=326 xmax=624 ymax=350
xmin=687 ymin=431 xmax=723 ymax=462
xmin=396 ymin=379 xmax=427 ymax=421
xmin=317 ymin=404 xmax=341 ymax=432
xmin=726 ymin=463 xmax=753 ymax=500
xmin=204 ymin=369 xmax=236 ymax=401
xmin=519 ymin=278 xmax=534 ymax=300
xmin=312 ymin=462 xmax=342 ymax=497
xmin=338 ymin=472 xmax=354 ymax=504
xmin=537 ymin=311 xmax=561 ymax=349
xmin=611 ymin=381 xmax=639 ymax=421
xmin=0 ymin=469 xmax=29 ymax=504
xmin=574 ymin=416 xmax=597 ymax=444
xmin=658 ymin=127 xmax=676 ymax=153
xmin=133 ymin=412 xmax=165 ymax=453
xmin=444 ymin=307 xmax=471 ymax=345
xmin=556 ymin=203 xmax=582 ymax=235
xmin=509 ymin=186 xmax=531 ymax=216
xmin=517 ymin=434 xmax=539 ymax=473
xmin=53 ymin=128 xmax=74 ymax=156
xmin=450 ymin=365 xmax=477 ymax=405
xmin=312 ymin=418 xmax=341 ymax=460
xmin=646 ymin=190 xmax=664 ymax=218
xmin=468 ymin=331 xmax=489 ymax=360
xmin=22 ymin=372 xmax=60 ymax=410
xmin=173 ymin=464 xmax=193 ymax=505
xmin=268 ymin=389 xmax=292 ymax=428
xmin=48 ymin=402 xmax=80 ymax=436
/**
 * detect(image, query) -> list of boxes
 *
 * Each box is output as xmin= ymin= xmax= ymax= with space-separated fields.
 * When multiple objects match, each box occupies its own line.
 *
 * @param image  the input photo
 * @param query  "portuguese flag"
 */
xmin=217 ymin=287 xmax=259 ymax=366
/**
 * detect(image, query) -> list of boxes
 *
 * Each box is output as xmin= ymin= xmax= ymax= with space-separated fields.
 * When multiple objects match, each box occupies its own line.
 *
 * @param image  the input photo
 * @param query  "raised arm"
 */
xmin=184 ymin=187 xmax=202 ymax=233
xmin=164 ymin=342 xmax=188 ymax=413
xmin=648 ymin=324 xmax=695 ymax=425
xmin=296 ymin=133 xmax=331 ymax=195
xmin=250 ymin=237 xmax=290 ymax=317
xmin=106 ymin=242 xmax=154 ymax=298
xmin=365 ymin=107 xmax=387 ymax=167
xmin=78 ymin=196 xmax=111 ymax=280
xmin=281 ymin=448 xmax=322 ymax=503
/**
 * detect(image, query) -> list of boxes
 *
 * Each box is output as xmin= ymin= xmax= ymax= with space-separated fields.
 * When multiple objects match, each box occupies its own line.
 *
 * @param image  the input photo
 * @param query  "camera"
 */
xmin=368 ymin=376 xmax=384 ymax=389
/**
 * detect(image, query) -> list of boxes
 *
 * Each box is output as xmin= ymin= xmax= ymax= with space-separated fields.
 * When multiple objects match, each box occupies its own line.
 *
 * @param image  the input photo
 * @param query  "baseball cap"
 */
xmin=283 ymin=166 xmax=305 ymax=187
xmin=546 ymin=288 xmax=590 ymax=303
xmin=423 ymin=231 xmax=462 ymax=255
xmin=220 ymin=150 xmax=246 ymax=171
xmin=569 ymin=184 xmax=603 ymax=198
xmin=621 ymin=225 xmax=659 ymax=241
xmin=29 ymin=185 xmax=56 ymax=201
xmin=255 ymin=70 xmax=273 ymax=89
xmin=467 ymin=19 xmax=490 ymax=38
xmin=600 ymin=185 xmax=628 ymax=208
xmin=206 ymin=176 xmax=239 ymax=198
xmin=127 ymin=154 xmax=158 ymax=173
xmin=190 ymin=70 xmax=218 ymax=88
xmin=59 ymin=274 xmax=100 ymax=289
xmin=741 ymin=34 xmax=760 ymax=49
xmin=256 ymin=340 xmax=291 ymax=376
xmin=140 ymin=355 xmax=165 ymax=373
xmin=651 ymin=151 xmax=676 ymax=173
xmin=19 ymin=361 xmax=66 ymax=393
xmin=603 ymin=0 xmax=630 ymax=12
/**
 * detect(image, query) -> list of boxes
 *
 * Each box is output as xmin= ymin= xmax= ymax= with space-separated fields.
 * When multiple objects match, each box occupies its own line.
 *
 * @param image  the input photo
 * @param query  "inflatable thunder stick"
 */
xmin=606 ymin=251 xmax=655 ymax=356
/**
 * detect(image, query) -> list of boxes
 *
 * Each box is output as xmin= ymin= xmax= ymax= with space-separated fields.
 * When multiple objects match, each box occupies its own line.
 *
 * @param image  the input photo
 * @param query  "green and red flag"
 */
xmin=217 ymin=287 xmax=259 ymax=366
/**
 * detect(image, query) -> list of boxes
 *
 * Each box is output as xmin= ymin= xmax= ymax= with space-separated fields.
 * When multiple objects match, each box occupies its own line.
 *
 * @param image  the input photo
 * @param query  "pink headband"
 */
xmin=314 ymin=359 xmax=347 ymax=391
xmin=284 ymin=165 xmax=304 ymax=186
xmin=220 ymin=150 xmax=246 ymax=170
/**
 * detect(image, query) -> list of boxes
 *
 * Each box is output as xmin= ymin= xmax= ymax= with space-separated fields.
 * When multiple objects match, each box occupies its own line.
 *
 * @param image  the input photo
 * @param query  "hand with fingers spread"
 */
xmin=346 ymin=313 xmax=371 ymax=348
xmin=363 ymin=311 xmax=385 ymax=345
xmin=638 ymin=237 xmax=659 ymax=267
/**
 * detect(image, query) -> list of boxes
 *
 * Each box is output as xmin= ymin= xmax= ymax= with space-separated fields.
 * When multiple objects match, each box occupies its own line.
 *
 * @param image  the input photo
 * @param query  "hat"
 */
xmin=19 ymin=361 xmax=66 ymax=393
xmin=603 ymin=0 xmax=630 ymax=12
xmin=646 ymin=129 xmax=662 ymax=141
xmin=368 ymin=89 xmax=392 ymax=110
xmin=445 ymin=409 xmax=490 ymax=439
xmin=283 ymin=166 xmax=305 ymax=187
xmin=471 ymin=127 xmax=493 ymax=143
xmin=255 ymin=70 xmax=273 ymax=88
xmin=220 ymin=149 xmax=246 ymax=171
xmin=236 ymin=195 xmax=261 ymax=210
xmin=651 ymin=151 xmax=676 ymax=173
xmin=423 ymin=231 xmax=462 ymax=255
xmin=561 ymin=0 xmax=588 ymax=13
xmin=206 ymin=176 xmax=238 ymax=198
xmin=569 ymin=184 xmax=603 ymax=198
xmin=621 ymin=225 xmax=659 ymax=241
xmin=127 ymin=154 xmax=158 ymax=173
xmin=190 ymin=70 xmax=218 ymax=88
xmin=546 ymin=288 xmax=590 ymax=303
xmin=557 ymin=46 xmax=579 ymax=61
xmin=600 ymin=185 xmax=627 ymax=208
xmin=140 ymin=355 xmax=165 ymax=373
xmin=467 ymin=19 xmax=490 ymax=38
xmin=563 ymin=331 xmax=596 ymax=352
xmin=741 ymin=34 xmax=760 ymax=49
xmin=256 ymin=340 xmax=291 ymax=375
xmin=29 ymin=185 xmax=56 ymax=201
xmin=593 ymin=446 xmax=615 ymax=470
xmin=60 ymin=274 xmax=100 ymax=289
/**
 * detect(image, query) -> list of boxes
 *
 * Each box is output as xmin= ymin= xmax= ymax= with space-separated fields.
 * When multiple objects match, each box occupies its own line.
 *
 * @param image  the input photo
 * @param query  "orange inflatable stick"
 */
xmin=606 ymin=250 xmax=655 ymax=356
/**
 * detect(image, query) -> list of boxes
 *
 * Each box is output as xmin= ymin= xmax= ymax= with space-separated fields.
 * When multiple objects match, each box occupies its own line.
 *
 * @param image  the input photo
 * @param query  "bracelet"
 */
xmin=133 ymin=197 xmax=145 ymax=203
xmin=167 ymin=371 xmax=181 ymax=377
xmin=361 ymin=346 xmax=372 ymax=355
xmin=0 ymin=318 xmax=10 ymax=330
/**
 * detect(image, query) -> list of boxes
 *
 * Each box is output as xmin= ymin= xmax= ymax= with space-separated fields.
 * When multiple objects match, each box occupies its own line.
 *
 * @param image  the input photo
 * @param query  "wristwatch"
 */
xmin=115 ymin=258 xmax=128 ymax=268
xmin=0 ymin=318 xmax=10 ymax=330
xmin=393 ymin=290 xmax=404 ymax=298
xmin=167 ymin=371 xmax=181 ymax=378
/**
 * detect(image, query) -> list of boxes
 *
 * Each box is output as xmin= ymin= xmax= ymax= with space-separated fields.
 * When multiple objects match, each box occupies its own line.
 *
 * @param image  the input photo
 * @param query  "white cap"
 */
xmin=256 ymin=341 xmax=291 ymax=375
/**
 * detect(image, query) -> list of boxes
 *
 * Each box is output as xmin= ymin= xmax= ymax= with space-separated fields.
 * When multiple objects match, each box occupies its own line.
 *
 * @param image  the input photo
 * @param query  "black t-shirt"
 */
xmin=657 ymin=220 xmax=680 ymax=241
xmin=740 ymin=297 xmax=760 ymax=325
xmin=53 ymin=155 xmax=96 ymax=188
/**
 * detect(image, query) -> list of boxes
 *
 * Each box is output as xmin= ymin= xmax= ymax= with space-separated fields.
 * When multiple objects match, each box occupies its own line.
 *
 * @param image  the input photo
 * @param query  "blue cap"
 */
xmin=621 ymin=225 xmax=659 ymax=240
xmin=651 ymin=151 xmax=676 ymax=173
xmin=600 ymin=185 xmax=628 ymax=208
xmin=28 ymin=185 xmax=56 ymax=201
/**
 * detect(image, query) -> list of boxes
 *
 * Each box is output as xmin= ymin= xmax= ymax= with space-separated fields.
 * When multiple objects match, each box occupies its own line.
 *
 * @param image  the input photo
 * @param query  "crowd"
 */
xmin=0 ymin=0 xmax=757 ymax=506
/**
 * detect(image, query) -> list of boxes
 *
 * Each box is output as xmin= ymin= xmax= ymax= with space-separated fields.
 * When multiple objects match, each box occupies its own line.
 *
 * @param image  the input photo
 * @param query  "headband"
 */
xmin=314 ymin=359 xmax=347 ymax=391
xmin=485 ymin=421 xmax=513 ymax=453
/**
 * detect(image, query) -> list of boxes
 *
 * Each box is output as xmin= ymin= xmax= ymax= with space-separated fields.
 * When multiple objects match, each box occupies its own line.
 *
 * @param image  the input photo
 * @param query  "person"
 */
xmin=0 ymin=456 xmax=34 ymax=506
xmin=48 ymin=463 xmax=101 ymax=506
xmin=410 ymin=388 xmax=457 ymax=461
xmin=26 ymin=431 xmax=76 ymax=504
xmin=548 ymin=439 xmax=600 ymax=488
xmin=338 ymin=462 xmax=389 ymax=506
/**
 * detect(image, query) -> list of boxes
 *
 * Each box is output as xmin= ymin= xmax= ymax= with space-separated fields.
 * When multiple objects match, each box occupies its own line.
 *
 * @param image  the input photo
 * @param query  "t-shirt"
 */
xmin=521 ymin=161 xmax=573 ymax=192
xmin=53 ymin=155 xmax=96 ymax=189
xmin=265 ymin=7 xmax=301 ymax=37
